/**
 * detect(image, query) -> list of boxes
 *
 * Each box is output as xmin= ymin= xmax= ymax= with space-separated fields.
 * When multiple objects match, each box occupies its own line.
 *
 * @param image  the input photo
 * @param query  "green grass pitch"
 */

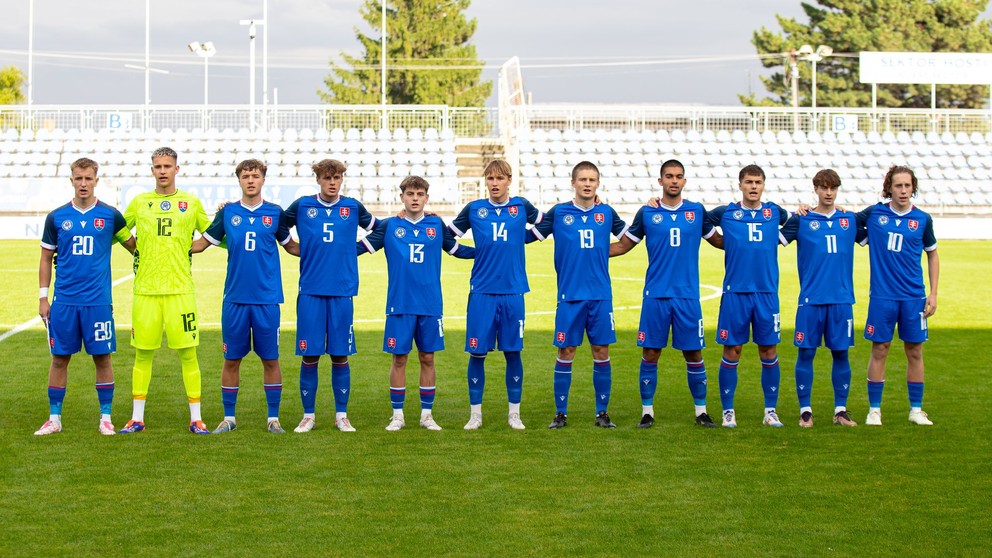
xmin=1 ymin=237 xmax=989 ymax=557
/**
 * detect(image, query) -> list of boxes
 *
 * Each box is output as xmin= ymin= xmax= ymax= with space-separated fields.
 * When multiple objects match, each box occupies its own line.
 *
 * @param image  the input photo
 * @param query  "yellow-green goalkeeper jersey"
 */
xmin=124 ymin=189 xmax=210 ymax=295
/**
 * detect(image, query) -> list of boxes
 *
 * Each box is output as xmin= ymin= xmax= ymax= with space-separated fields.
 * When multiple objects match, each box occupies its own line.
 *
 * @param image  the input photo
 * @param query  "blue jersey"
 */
xmin=41 ymin=200 xmax=130 ymax=306
xmin=360 ymin=216 xmax=474 ymax=316
xmin=781 ymin=210 xmax=861 ymax=305
xmin=531 ymin=202 xmax=626 ymax=302
xmin=203 ymin=200 xmax=292 ymax=305
xmin=285 ymin=195 xmax=375 ymax=296
xmin=623 ymin=200 xmax=715 ymax=299
xmin=709 ymin=202 xmax=789 ymax=294
xmin=450 ymin=197 xmax=543 ymax=295
xmin=856 ymin=203 xmax=937 ymax=300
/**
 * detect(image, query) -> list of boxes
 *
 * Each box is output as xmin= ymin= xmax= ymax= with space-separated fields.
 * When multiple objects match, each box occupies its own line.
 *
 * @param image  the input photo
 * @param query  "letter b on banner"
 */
xmin=107 ymin=112 xmax=134 ymax=130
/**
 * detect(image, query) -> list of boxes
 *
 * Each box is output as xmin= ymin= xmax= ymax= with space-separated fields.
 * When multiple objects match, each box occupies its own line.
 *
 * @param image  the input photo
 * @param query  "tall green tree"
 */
xmin=742 ymin=0 xmax=992 ymax=108
xmin=319 ymin=0 xmax=492 ymax=106
xmin=0 ymin=66 xmax=26 ymax=105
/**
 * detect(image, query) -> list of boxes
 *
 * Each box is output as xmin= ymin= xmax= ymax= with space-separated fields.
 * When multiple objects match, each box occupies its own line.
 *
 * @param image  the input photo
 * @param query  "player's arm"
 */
xmin=442 ymin=226 xmax=475 ymax=259
xmin=925 ymin=248 xmax=939 ymax=317
xmin=111 ymin=210 xmax=136 ymax=254
xmin=356 ymin=201 xmax=378 ymax=231
xmin=38 ymin=247 xmax=55 ymax=325
xmin=192 ymin=208 xmax=225 ymax=254
xmin=705 ymin=206 xmax=726 ymax=250
xmin=522 ymin=199 xmax=545 ymax=225
xmin=449 ymin=204 xmax=471 ymax=237
xmin=612 ymin=207 xmax=642 ymax=257
xmin=610 ymin=235 xmax=636 ymax=257
xmin=527 ymin=207 xmax=555 ymax=243
xmin=358 ymin=219 xmax=387 ymax=256
xmin=780 ymin=214 xmax=800 ymax=246
xmin=274 ymin=208 xmax=299 ymax=256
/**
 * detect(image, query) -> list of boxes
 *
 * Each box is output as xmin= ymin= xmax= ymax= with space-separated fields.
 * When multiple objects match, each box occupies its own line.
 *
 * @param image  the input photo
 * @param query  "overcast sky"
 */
xmin=0 ymin=1 xmax=969 ymax=107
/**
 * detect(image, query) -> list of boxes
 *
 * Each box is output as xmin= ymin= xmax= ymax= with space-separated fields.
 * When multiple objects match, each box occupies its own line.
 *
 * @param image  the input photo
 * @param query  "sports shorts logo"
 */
xmin=556 ymin=331 xmax=566 ymax=343
xmin=795 ymin=332 xmax=805 ymax=343
xmin=307 ymin=208 xmax=318 ymax=218
xmin=908 ymin=219 xmax=918 ymax=231
xmin=685 ymin=211 xmax=695 ymax=223
xmin=426 ymin=227 xmax=436 ymax=239
xmin=763 ymin=208 xmax=772 ymax=220
xmin=262 ymin=216 xmax=273 ymax=227
xmin=508 ymin=206 xmax=518 ymax=217
xmin=563 ymin=215 xmax=574 ymax=225
xmin=61 ymin=220 xmax=73 ymax=231
xmin=594 ymin=213 xmax=605 ymax=224
xmin=878 ymin=216 xmax=889 ymax=225
xmin=93 ymin=218 xmax=105 ymax=231
xmin=387 ymin=337 xmax=396 ymax=348
xmin=222 ymin=342 xmax=228 ymax=353
xmin=160 ymin=201 xmax=171 ymax=211
xmin=809 ymin=220 xmax=820 ymax=231
xmin=866 ymin=325 xmax=875 ymax=335
xmin=839 ymin=218 xmax=849 ymax=230
xmin=477 ymin=208 xmax=488 ymax=219
xmin=339 ymin=207 xmax=350 ymax=219
xmin=395 ymin=227 xmax=406 ymax=238
xmin=49 ymin=336 xmax=54 ymax=348
xmin=652 ymin=214 xmax=663 ymax=224
xmin=469 ymin=337 xmax=479 ymax=349
xmin=178 ymin=201 xmax=188 ymax=212
xmin=231 ymin=215 xmax=242 ymax=226
xmin=299 ymin=340 xmax=308 ymax=350
xmin=719 ymin=329 xmax=729 ymax=340
xmin=733 ymin=210 xmax=743 ymax=220
xmin=637 ymin=331 xmax=645 ymax=342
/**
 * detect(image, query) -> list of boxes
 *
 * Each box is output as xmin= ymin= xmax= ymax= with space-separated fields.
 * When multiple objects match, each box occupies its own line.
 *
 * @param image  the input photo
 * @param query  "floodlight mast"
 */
xmin=188 ymin=41 xmax=217 ymax=105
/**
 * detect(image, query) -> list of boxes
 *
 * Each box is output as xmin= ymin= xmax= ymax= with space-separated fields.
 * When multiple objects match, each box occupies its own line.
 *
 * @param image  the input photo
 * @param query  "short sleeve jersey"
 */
xmin=361 ymin=215 xmax=469 ymax=316
xmin=285 ymin=195 xmax=375 ymax=297
xmin=623 ymin=200 xmax=715 ymax=299
xmin=41 ymin=200 xmax=131 ymax=306
xmin=531 ymin=202 xmax=626 ymax=302
xmin=124 ymin=189 xmax=210 ymax=295
xmin=709 ymin=202 xmax=789 ymax=294
xmin=856 ymin=203 xmax=937 ymax=300
xmin=203 ymin=200 xmax=292 ymax=305
xmin=781 ymin=210 xmax=861 ymax=305
xmin=449 ymin=197 xmax=543 ymax=295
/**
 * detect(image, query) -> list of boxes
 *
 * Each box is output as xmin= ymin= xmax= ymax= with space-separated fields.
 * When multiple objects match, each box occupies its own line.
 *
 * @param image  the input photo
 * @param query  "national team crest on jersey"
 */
xmin=795 ymin=332 xmax=805 ymax=343
xmin=477 ymin=208 xmax=488 ymax=219
xmin=299 ymin=340 xmax=308 ymax=350
xmin=339 ymin=207 xmax=350 ymax=219
xmin=469 ymin=337 xmax=479 ymax=349
xmin=733 ymin=210 xmax=743 ymax=220
xmin=394 ymin=227 xmax=406 ymax=238
xmin=719 ymin=329 xmax=729 ymax=340
xmin=387 ymin=337 xmax=396 ymax=348
xmin=839 ymin=218 xmax=849 ymax=230
xmin=809 ymin=220 xmax=820 ymax=231
xmin=878 ymin=215 xmax=889 ymax=225
xmin=61 ymin=220 xmax=73 ymax=231
xmin=307 ymin=208 xmax=318 ymax=218
xmin=556 ymin=332 xmax=566 ymax=343
xmin=637 ymin=331 xmax=645 ymax=342
xmin=262 ymin=216 xmax=273 ymax=227
xmin=685 ymin=211 xmax=695 ymax=223
xmin=231 ymin=215 xmax=242 ymax=226
xmin=595 ymin=213 xmax=605 ymax=224
xmin=508 ymin=206 xmax=518 ymax=217
xmin=426 ymin=227 xmax=436 ymax=239
xmin=763 ymin=208 xmax=772 ymax=220
xmin=563 ymin=215 xmax=574 ymax=225
xmin=866 ymin=325 xmax=875 ymax=335
xmin=908 ymin=219 xmax=919 ymax=231
xmin=652 ymin=214 xmax=663 ymax=224
xmin=93 ymin=218 xmax=105 ymax=231
xmin=178 ymin=201 xmax=188 ymax=212
xmin=160 ymin=201 xmax=171 ymax=211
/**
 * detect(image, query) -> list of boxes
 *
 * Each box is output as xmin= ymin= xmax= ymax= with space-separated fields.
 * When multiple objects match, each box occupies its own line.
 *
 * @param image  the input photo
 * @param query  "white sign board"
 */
xmin=859 ymin=52 xmax=992 ymax=84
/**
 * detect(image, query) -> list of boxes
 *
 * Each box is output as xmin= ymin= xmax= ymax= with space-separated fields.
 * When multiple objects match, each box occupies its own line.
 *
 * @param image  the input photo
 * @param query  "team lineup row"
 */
xmin=34 ymin=148 xmax=939 ymax=437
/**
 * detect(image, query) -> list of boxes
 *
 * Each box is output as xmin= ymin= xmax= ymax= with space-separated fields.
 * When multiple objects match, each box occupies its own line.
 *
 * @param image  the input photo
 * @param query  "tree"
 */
xmin=0 ymin=66 xmax=26 ymax=105
xmin=319 ymin=0 xmax=492 ymax=107
xmin=741 ymin=0 xmax=992 ymax=108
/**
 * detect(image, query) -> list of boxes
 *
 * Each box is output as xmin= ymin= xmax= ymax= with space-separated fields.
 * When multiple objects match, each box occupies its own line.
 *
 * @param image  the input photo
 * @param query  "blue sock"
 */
xmin=467 ymin=355 xmax=486 ymax=406
xmin=390 ymin=386 xmax=406 ymax=411
xmin=48 ymin=386 xmax=66 ymax=416
xmin=718 ymin=357 xmax=739 ymax=411
xmin=830 ymin=350 xmax=851 ymax=408
xmin=504 ymin=351 xmax=523 ymax=405
xmin=221 ymin=385 xmax=239 ymax=417
xmin=867 ymin=380 xmax=884 ymax=408
xmin=95 ymin=382 xmax=114 ymax=416
xmin=639 ymin=357 xmax=658 ymax=406
xmin=420 ymin=385 xmax=436 ymax=411
xmin=760 ymin=356 xmax=781 ymax=408
xmin=331 ymin=360 xmax=351 ymax=413
xmin=553 ymin=358 xmax=573 ymax=414
xmin=795 ymin=348 xmax=816 ymax=409
xmin=593 ymin=358 xmax=612 ymax=413
xmin=264 ymin=383 xmax=282 ymax=419
xmin=907 ymin=381 xmax=924 ymax=409
xmin=686 ymin=359 xmax=707 ymax=406
xmin=299 ymin=360 xmax=319 ymax=414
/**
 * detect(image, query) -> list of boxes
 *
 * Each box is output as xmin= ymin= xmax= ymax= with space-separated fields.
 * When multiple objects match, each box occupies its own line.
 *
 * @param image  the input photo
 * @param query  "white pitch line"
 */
xmin=0 ymin=274 xmax=135 ymax=344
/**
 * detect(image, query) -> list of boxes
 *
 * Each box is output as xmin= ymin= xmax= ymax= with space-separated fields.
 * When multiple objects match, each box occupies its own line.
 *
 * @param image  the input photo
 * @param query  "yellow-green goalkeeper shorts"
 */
xmin=131 ymin=293 xmax=201 ymax=350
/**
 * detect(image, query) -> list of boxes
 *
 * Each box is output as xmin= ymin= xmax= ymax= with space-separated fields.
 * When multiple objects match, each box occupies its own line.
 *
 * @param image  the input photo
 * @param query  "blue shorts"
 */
xmin=296 ymin=294 xmax=355 ymax=356
xmin=554 ymin=300 xmax=616 ymax=348
xmin=222 ymin=302 xmax=281 ymax=360
xmin=794 ymin=303 xmax=854 ymax=350
xmin=48 ymin=302 xmax=116 ymax=356
xmin=384 ymin=314 xmax=445 ymax=354
xmin=637 ymin=297 xmax=705 ymax=351
xmin=716 ymin=292 xmax=781 ymax=346
xmin=865 ymin=298 xmax=928 ymax=344
xmin=465 ymin=293 xmax=525 ymax=354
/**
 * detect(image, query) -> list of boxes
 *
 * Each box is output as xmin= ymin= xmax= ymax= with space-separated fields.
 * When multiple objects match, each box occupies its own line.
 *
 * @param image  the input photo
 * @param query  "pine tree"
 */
xmin=0 ymin=66 xmax=26 ymax=105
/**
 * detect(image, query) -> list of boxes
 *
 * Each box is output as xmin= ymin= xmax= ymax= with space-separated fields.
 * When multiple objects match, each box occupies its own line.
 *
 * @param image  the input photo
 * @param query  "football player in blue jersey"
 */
xmin=530 ymin=161 xmax=627 ymax=428
xmin=609 ymin=160 xmax=722 ymax=428
xmin=35 ymin=158 xmax=136 ymax=436
xmin=781 ymin=169 xmax=862 ymax=428
xmin=285 ymin=159 xmax=378 ymax=433
xmin=191 ymin=159 xmax=299 ymax=434
xmin=708 ymin=165 xmax=791 ymax=428
xmin=358 ymin=176 xmax=475 ymax=431
xmin=449 ymin=160 xmax=544 ymax=430
xmin=856 ymin=166 xmax=939 ymax=426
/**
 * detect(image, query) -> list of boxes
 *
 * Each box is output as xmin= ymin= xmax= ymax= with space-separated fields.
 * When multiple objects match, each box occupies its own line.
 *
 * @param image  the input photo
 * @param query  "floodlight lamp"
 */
xmin=816 ymin=45 xmax=833 ymax=57
xmin=188 ymin=41 xmax=200 ymax=53
xmin=797 ymin=44 xmax=814 ymax=56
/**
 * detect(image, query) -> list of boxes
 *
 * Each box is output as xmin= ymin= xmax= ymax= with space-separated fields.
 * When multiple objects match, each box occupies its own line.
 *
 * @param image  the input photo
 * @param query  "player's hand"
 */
xmin=646 ymin=197 xmax=661 ymax=208
xmin=39 ymin=298 xmax=51 ymax=326
xmin=396 ymin=209 xmax=407 ymax=219
xmin=795 ymin=204 xmax=811 ymax=216
xmin=924 ymin=292 xmax=937 ymax=318
xmin=216 ymin=200 xmax=234 ymax=212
